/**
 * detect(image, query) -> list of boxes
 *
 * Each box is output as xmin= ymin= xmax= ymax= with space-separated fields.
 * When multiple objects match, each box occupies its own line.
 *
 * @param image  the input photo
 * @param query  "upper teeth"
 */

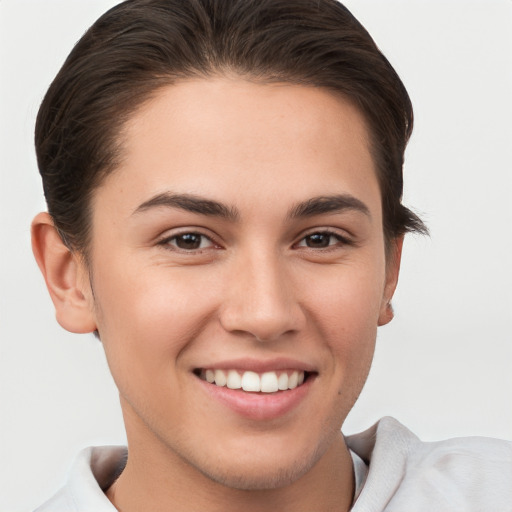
xmin=203 ymin=369 xmax=305 ymax=393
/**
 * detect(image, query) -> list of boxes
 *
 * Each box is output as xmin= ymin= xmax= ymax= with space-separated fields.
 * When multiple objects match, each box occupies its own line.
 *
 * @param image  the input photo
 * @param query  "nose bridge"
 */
xmin=220 ymin=246 xmax=302 ymax=341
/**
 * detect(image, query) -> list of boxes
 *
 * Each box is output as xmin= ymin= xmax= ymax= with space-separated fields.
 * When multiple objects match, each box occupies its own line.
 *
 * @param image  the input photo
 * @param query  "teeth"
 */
xmin=288 ymin=371 xmax=298 ymax=389
xmin=241 ymin=371 xmax=260 ymax=392
xmin=214 ymin=369 xmax=227 ymax=387
xmin=260 ymin=372 xmax=279 ymax=393
xmin=226 ymin=369 xmax=242 ymax=389
xmin=277 ymin=372 xmax=289 ymax=390
xmin=202 ymin=369 xmax=306 ymax=393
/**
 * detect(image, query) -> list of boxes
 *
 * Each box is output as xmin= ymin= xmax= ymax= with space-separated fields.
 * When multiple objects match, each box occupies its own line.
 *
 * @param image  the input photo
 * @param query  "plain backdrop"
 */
xmin=1 ymin=0 xmax=511 ymax=510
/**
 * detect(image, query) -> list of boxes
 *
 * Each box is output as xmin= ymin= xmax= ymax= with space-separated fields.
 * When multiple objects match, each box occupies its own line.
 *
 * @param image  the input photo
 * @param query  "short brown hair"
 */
xmin=35 ymin=0 xmax=427 ymax=254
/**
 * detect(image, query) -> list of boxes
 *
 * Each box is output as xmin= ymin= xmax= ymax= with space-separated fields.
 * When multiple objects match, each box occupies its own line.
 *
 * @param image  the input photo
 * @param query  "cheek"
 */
xmin=300 ymin=257 xmax=383 ymax=400
xmin=304 ymin=258 xmax=385 ymax=340
xmin=90 ymin=260 xmax=220 ymax=381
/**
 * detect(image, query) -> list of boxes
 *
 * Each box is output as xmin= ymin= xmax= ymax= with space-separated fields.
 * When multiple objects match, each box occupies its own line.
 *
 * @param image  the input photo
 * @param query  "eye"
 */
xmin=160 ymin=232 xmax=216 ymax=251
xmin=296 ymin=231 xmax=348 ymax=249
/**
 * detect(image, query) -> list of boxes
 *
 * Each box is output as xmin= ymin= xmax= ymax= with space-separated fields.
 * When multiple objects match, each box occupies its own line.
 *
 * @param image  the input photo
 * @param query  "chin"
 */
xmin=199 ymin=456 xmax=317 ymax=491
xmin=186 ymin=437 xmax=327 ymax=491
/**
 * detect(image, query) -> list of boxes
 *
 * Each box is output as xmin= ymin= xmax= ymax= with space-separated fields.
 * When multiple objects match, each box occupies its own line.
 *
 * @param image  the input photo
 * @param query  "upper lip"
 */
xmin=194 ymin=357 xmax=317 ymax=374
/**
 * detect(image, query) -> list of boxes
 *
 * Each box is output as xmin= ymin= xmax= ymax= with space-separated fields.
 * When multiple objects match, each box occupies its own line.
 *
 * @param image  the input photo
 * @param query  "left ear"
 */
xmin=378 ymin=236 xmax=404 ymax=326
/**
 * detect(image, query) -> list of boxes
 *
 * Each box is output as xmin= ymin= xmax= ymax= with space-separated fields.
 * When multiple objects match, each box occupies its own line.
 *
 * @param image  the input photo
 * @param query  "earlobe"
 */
xmin=378 ymin=236 xmax=404 ymax=327
xmin=31 ymin=212 xmax=97 ymax=334
xmin=378 ymin=301 xmax=394 ymax=326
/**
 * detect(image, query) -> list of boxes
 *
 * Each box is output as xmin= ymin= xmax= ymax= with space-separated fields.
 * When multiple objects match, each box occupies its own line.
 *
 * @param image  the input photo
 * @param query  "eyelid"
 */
xmin=293 ymin=228 xmax=354 ymax=248
xmin=156 ymin=227 xmax=223 ymax=252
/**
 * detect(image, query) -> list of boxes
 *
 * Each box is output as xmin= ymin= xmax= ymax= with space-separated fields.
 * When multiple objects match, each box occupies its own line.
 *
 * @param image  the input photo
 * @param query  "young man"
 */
xmin=29 ymin=0 xmax=512 ymax=510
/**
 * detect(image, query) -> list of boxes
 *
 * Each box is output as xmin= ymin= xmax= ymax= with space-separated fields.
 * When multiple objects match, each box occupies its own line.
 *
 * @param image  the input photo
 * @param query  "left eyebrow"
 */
xmin=287 ymin=194 xmax=371 ymax=220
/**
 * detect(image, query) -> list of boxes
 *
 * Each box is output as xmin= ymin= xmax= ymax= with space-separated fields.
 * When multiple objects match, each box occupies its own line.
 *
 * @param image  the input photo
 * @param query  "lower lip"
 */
xmin=197 ymin=375 xmax=315 ymax=421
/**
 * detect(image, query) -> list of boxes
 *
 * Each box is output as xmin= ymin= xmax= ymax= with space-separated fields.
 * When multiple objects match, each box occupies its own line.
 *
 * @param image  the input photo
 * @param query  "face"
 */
xmin=83 ymin=78 xmax=399 ymax=489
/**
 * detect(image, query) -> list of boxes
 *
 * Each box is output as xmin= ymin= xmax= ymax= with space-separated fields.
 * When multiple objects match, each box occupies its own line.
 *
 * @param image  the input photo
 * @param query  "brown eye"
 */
xmin=304 ymin=233 xmax=332 ymax=248
xmin=175 ymin=233 xmax=202 ymax=250
xmin=297 ymin=232 xmax=348 ymax=249
xmin=163 ymin=233 xmax=215 ymax=251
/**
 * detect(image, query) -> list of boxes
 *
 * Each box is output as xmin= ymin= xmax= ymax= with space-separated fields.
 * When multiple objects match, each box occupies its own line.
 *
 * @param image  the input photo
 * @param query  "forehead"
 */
xmin=98 ymin=78 xmax=380 ymax=219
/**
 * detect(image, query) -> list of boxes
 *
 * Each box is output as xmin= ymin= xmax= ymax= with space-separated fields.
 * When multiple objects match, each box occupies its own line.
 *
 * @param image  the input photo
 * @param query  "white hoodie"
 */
xmin=35 ymin=417 xmax=512 ymax=511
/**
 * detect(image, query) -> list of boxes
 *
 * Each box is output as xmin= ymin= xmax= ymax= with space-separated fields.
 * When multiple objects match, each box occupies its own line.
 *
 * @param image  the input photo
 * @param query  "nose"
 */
xmin=219 ymin=250 xmax=305 ymax=342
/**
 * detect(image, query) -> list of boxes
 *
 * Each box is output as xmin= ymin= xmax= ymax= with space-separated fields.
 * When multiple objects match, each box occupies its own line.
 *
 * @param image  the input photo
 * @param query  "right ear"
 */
xmin=31 ymin=212 xmax=97 ymax=334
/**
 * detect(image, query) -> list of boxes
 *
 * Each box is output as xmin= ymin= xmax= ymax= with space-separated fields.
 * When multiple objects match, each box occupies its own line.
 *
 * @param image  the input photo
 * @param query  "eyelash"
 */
xmin=157 ymin=231 xmax=219 ymax=252
xmin=157 ymin=229 xmax=352 ymax=253
xmin=295 ymin=230 xmax=352 ymax=250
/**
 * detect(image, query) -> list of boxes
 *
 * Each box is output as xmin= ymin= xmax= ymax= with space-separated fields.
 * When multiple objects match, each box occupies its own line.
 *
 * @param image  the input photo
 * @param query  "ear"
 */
xmin=378 ymin=236 xmax=404 ymax=326
xmin=31 ymin=212 xmax=97 ymax=334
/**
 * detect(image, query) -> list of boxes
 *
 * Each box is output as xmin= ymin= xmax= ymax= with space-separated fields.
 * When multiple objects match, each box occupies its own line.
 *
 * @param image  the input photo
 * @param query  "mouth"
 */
xmin=193 ymin=364 xmax=316 ymax=420
xmin=194 ymin=368 xmax=312 ymax=393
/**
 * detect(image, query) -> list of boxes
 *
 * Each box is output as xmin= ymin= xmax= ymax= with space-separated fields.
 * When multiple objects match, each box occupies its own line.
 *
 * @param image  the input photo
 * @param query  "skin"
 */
xmin=32 ymin=78 xmax=402 ymax=512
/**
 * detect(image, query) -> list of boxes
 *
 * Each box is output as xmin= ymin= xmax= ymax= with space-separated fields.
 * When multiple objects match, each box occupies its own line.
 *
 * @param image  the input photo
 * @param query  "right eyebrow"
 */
xmin=132 ymin=192 xmax=240 ymax=221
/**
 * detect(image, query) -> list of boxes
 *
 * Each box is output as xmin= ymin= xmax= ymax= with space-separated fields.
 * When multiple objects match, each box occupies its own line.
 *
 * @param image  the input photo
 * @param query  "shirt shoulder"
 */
xmin=347 ymin=417 xmax=512 ymax=512
xmin=34 ymin=487 xmax=76 ymax=512
xmin=34 ymin=446 xmax=126 ymax=512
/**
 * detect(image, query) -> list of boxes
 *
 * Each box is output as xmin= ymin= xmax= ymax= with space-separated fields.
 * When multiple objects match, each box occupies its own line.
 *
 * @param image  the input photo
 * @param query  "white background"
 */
xmin=1 ymin=0 xmax=511 ymax=510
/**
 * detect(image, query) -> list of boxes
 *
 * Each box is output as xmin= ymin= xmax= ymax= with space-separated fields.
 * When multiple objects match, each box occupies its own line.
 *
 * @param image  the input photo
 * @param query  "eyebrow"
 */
xmin=287 ymin=194 xmax=371 ymax=220
xmin=133 ymin=192 xmax=239 ymax=221
xmin=133 ymin=192 xmax=370 ymax=221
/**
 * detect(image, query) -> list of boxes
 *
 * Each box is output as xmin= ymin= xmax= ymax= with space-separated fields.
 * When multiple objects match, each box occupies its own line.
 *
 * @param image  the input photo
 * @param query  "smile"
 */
xmin=198 ymin=369 xmax=307 ymax=393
